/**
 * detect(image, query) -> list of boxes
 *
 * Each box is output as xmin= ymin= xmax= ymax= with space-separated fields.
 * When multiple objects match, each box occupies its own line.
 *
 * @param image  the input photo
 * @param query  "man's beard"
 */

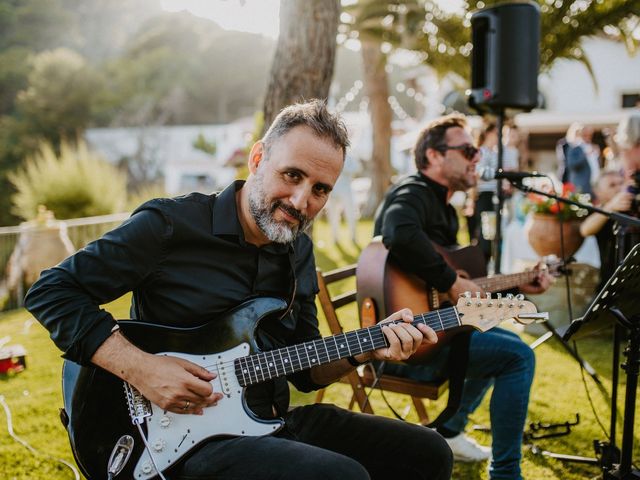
xmin=248 ymin=173 xmax=312 ymax=244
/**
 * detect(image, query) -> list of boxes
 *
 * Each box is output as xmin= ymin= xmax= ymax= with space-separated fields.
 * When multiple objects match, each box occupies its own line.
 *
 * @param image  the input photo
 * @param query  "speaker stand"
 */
xmin=492 ymin=109 xmax=505 ymax=274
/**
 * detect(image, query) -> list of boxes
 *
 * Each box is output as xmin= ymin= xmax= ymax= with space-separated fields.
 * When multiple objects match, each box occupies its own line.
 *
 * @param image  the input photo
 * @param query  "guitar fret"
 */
xmin=295 ymin=344 xmax=308 ymax=370
xmin=356 ymin=330 xmax=368 ymax=354
xmin=348 ymin=331 xmax=362 ymax=356
xmin=255 ymin=354 xmax=266 ymax=381
xmin=248 ymin=355 xmax=261 ymax=383
xmin=366 ymin=328 xmax=375 ymax=350
xmin=332 ymin=336 xmax=342 ymax=361
xmin=235 ymin=358 xmax=246 ymax=387
xmin=279 ymin=349 xmax=291 ymax=374
xmin=436 ymin=310 xmax=444 ymax=331
xmin=289 ymin=345 xmax=301 ymax=371
xmin=322 ymin=338 xmax=331 ymax=362
xmin=308 ymin=341 xmax=319 ymax=366
xmin=268 ymin=351 xmax=278 ymax=378
xmin=342 ymin=333 xmax=353 ymax=356
xmin=378 ymin=326 xmax=389 ymax=349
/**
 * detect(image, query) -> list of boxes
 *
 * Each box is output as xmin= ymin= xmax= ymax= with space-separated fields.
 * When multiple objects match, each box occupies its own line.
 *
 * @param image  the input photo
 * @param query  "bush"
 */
xmin=9 ymin=140 xmax=127 ymax=220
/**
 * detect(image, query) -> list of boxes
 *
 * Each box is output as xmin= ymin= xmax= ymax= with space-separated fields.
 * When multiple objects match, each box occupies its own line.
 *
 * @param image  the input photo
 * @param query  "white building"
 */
xmin=86 ymin=118 xmax=254 ymax=195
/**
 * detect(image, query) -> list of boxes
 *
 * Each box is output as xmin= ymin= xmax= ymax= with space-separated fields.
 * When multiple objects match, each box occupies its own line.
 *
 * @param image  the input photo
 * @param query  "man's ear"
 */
xmin=425 ymin=147 xmax=442 ymax=167
xmin=248 ymin=141 xmax=264 ymax=174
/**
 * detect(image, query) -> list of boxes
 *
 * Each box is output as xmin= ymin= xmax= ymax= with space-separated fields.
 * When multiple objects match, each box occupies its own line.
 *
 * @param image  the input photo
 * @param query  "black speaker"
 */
xmin=469 ymin=2 xmax=540 ymax=113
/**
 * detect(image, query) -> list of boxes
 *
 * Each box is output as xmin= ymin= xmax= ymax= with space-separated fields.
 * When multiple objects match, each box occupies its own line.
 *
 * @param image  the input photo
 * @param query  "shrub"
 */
xmin=9 ymin=140 xmax=127 ymax=220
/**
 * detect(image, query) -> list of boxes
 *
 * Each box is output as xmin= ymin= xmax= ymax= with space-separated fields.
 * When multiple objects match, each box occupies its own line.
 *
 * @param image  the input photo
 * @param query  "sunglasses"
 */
xmin=436 ymin=144 xmax=479 ymax=160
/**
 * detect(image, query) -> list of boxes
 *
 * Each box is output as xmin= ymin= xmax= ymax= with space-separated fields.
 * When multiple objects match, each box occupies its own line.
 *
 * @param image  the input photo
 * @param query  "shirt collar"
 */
xmin=212 ymin=180 xmax=245 ymax=237
xmin=417 ymin=170 xmax=449 ymax=203
xmin=212 ymin=179 xmax=292 ymax=254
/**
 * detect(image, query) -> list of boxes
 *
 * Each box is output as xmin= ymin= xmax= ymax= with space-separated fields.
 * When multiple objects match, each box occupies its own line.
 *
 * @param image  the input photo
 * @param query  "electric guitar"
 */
xmin=356 ymin=237 xmax=559 ymax=363
xmin=61 ymin=295 xmax=544 ymax=480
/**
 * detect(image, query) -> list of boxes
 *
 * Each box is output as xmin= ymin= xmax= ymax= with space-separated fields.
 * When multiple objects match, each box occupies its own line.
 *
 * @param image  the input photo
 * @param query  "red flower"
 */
xmin=562 ymin=182 xmax=576 ymax=195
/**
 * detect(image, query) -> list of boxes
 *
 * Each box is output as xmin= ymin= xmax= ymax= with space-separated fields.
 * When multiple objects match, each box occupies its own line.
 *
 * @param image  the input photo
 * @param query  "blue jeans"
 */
xmin=382 ymin=327 xmax=535 ymax=480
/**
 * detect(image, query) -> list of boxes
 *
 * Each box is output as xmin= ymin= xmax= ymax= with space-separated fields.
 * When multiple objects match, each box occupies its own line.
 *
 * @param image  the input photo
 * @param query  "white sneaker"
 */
xmin=445 ymin=433 xmax=491 ymax=462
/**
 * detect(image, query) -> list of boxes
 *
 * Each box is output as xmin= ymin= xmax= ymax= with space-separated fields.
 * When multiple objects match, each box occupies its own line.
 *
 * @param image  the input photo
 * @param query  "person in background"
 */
xmin=566 ymin=124 xmax=601 ymax=195
xmin=474 ymin=123 xmax=519 ymax=263
xmin=580 ymin=170 xmax=630 ymax=288
xmin=557 ymin=122 xmax=582 ymax=183
xmin=617 ymin=110 xmax=640 ymax=187
xmin=374 ymin=113 xmax=552 ymax=480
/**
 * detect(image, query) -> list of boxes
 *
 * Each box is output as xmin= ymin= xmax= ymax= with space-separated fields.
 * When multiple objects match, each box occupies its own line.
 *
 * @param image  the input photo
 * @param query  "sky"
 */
xmin=161 ymin=0 xmax=281 ymax=38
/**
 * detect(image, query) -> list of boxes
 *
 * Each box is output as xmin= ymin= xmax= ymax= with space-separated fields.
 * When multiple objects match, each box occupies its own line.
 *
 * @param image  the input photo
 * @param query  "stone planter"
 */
xmin=525 ymin=213 xmax=584 ymax=258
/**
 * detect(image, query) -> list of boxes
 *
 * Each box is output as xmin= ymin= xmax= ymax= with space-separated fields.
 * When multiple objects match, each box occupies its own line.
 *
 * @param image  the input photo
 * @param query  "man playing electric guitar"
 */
xmin=373 ymin=114 xmax=552 ymax=480
xmin=25 ymin=101 xmax=453 ymax=480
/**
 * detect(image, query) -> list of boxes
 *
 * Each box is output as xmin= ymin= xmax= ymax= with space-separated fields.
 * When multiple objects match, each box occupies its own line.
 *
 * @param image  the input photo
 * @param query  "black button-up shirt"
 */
xmin=25 ymin=181 xmax=323 ymax=417
xmin=373 ymin=172 xmax=458 ymax=292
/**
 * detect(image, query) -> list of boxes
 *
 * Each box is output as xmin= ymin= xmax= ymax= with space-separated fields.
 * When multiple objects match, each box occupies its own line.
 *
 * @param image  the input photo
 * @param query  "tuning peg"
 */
xmin=506 ymin=293 xmax=514 ymax=300
xmin=486 ymin=292 xmax=494 ymax=306
xmin=475 ymin=292 xmax=483 ymax=306
xmin=464 ymin=291 xmax=472 ymax=298
xmin=496 ymin=293 xmax=502 ymax=299
xmin=515 ymin=294 xmax=525 ymax=301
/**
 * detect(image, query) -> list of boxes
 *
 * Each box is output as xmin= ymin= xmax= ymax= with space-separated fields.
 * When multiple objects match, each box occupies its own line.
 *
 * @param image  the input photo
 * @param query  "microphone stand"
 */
xmin=493 ymin=110 xmax=505 ymax=274
xmin=509 ymin=181 xmax=640 ymax=228
xmin=510 ymin=178 xmax=640 ymax=470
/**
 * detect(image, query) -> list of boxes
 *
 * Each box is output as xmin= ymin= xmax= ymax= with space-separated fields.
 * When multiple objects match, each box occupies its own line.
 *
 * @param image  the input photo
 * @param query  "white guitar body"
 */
xmin=133 ymin=343 xmax=283 ymax=479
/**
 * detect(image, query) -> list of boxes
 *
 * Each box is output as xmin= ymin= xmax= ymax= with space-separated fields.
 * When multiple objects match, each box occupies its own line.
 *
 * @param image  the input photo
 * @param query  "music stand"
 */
xmin=564 ymin=243 xmax=640 ymax=479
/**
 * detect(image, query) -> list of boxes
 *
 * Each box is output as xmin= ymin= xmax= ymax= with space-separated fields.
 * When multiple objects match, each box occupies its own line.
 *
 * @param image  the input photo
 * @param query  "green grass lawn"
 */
xmin=1 ymin=219 xmax=638 ymax=479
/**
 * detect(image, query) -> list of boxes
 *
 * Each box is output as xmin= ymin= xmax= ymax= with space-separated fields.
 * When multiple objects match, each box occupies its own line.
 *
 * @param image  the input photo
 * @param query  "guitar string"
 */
xmin=231 ymin=313 xmax=461 ymax=382
xmin=229 ymin=309 xmax=463 ymax=385
xmin=235 ymin=296 xmax=530 ymax=386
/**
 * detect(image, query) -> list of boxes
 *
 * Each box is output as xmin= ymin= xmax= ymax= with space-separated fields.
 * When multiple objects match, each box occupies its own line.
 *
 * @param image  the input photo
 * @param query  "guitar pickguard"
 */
xmin=133 ymin=343 xmax=283 ymax=479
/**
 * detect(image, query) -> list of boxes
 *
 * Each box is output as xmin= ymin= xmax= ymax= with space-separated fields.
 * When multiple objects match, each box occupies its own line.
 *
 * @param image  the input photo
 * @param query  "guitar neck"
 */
xmin=474 ymin=270 xmax=536 ymax=293
xmin=235 ymin=307 xmax=462 ymax=387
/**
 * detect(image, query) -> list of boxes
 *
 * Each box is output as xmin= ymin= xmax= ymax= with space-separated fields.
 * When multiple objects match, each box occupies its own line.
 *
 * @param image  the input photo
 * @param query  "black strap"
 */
xmin=426 ymin=331 xmax=472 ymax=428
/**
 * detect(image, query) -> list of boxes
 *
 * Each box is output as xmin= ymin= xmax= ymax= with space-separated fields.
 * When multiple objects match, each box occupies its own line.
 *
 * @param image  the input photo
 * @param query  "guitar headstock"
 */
xmin=456 ymin=292 xmax=548 ymax=332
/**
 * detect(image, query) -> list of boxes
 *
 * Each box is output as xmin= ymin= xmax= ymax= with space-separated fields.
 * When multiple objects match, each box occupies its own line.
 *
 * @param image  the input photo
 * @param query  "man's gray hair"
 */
xmin=262 ymin=99 xmax=350 ymax=158
xmin=617 ymin=111 xmax=640 ymax=150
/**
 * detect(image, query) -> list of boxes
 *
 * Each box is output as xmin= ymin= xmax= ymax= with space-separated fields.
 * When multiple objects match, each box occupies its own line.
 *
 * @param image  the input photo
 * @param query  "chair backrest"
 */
xmin=316 ymin=265 xmax=358 ymax=336
xmin=315 ymin=264 xmax=449 ymax=424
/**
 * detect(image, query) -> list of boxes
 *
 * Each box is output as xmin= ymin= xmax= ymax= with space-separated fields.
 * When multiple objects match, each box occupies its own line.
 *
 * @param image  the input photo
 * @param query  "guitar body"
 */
xmin=62 ymin=297 xmax=288 ymax=480
xmin=357 ymin=238 xmax=486 ymax=364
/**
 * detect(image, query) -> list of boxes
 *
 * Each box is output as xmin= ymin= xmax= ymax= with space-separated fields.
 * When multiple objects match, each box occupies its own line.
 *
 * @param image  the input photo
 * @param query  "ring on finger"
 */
xmin=183 ymin=400 xmax=190 ymax=411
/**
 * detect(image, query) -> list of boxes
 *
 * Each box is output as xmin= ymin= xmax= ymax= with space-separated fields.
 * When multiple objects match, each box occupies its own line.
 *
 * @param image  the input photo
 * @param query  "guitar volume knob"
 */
xmin=152 ymin=439 xmax=166 ymax=452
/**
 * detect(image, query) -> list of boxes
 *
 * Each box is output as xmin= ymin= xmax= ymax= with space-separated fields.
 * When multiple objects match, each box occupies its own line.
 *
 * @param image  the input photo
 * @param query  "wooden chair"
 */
xmin=314 ymin=264 xmax=448 ymax=424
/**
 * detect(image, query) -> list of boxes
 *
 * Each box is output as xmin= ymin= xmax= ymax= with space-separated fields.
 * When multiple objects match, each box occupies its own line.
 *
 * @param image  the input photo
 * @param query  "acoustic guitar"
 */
xmin=356 ymin=237 xmax=558 ymax=363
xmin=61 ymin=295 xmax=543 ymax=480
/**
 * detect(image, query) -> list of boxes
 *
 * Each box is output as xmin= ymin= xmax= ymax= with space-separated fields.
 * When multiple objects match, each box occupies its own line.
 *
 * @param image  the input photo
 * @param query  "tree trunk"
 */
xmin=361 ymin=39 xmax=393 ymax=218
xmin=262 ymin=0 xmax=340 ymax=132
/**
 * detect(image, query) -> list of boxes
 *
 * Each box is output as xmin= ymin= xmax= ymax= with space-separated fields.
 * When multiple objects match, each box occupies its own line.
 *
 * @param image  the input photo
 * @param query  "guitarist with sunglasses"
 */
xmin=374 ymin=114 xmax=552 ymax=480
xmin=25 ymin=101 xmax=453 ymax=480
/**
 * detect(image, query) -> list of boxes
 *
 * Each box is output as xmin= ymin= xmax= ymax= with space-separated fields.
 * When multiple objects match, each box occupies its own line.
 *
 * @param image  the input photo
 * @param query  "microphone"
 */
xmin=483 ymin=169 xmax=547 ymax=181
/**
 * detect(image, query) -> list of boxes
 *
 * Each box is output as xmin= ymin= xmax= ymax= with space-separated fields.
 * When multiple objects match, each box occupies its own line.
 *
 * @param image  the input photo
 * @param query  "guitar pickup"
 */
xmin=517 ymin=312 xmax=549 ymax=323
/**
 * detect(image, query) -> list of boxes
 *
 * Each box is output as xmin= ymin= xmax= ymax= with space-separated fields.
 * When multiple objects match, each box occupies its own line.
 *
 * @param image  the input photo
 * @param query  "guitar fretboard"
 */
xmin=475 ymin=270 xmax=537 ymax=293
xmin=234 ymin=306 xmax=461 ymax=387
